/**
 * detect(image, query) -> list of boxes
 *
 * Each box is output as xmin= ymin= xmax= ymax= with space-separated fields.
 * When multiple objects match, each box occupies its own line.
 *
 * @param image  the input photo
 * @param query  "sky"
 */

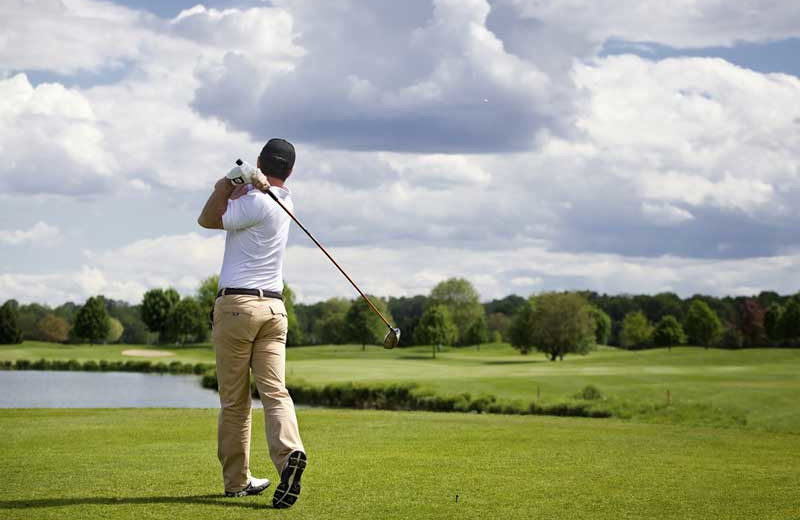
xmin=1 ymin=0 xmax=799 ymax=306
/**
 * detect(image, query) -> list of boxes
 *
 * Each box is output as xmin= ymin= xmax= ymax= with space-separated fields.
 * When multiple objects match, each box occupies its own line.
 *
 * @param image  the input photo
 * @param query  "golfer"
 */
xmin=197 ymin=138 xmax=306 ymax=509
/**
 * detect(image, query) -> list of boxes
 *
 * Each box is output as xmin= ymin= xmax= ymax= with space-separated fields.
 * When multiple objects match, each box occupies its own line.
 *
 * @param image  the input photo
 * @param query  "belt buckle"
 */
xmin=258 ymin=289 xmax=264 ymax=298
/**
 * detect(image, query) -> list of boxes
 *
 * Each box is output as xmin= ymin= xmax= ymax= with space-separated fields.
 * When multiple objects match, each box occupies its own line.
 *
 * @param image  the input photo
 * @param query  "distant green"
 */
xmin=0 ymin=409 xmax=797 ymax=520
xmin=3 ymin=342 xmax=800 ymax=431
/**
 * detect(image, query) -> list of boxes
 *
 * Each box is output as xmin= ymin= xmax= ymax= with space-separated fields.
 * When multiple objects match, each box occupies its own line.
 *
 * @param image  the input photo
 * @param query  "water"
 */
xmin=0 ymin=371 xmax=233 ymax=408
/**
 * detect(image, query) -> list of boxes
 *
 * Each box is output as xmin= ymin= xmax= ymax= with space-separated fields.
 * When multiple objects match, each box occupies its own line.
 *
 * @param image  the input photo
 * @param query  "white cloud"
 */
xmin=641 ymin=203 xmax=694 ymax=226
xmin=0 ymin=221 xmax=61 ymax=246
xmin=507 ymin=0 xmax=800 ymax=48
xmin=0 ymin=74 xmax=116 ymax=195
xmin=2 ymin=233 xmax=799 ymax=306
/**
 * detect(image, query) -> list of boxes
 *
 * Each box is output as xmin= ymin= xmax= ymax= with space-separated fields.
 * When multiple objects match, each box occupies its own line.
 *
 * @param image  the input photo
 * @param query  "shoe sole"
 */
xmin=273 ymin=451 xmax=307 ymax=509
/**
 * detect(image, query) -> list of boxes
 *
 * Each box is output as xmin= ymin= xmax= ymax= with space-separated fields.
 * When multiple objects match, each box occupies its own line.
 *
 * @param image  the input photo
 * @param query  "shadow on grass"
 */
xmin=0 ymin=494 xmax=271 ymax=511
xmin=397 ymin=355 xmax=437 ymax=360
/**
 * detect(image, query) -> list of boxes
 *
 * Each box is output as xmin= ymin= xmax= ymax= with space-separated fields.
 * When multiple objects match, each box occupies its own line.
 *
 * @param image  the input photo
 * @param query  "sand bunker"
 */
xmin=121 ymin=349 xmax=175 ymax=358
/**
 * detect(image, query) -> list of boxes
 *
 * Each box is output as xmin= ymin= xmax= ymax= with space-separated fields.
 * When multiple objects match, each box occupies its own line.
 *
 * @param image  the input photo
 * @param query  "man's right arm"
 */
xmin=198 ymin=177 xmax=236 ymax=229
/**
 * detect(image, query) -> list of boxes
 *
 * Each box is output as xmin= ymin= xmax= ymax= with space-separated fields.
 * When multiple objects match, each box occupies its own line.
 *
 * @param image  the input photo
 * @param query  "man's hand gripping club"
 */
xmin=227 ymin=160 xmax=270 ymax=192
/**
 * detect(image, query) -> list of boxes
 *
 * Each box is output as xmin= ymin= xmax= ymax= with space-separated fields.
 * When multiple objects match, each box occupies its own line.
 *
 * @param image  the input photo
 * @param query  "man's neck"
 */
xmin=267 ymin=177 xmax=286 ymax=188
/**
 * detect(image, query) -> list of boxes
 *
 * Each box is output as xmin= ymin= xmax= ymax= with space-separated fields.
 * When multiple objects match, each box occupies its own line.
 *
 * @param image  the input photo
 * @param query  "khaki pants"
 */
xmin=212 ymin=294 xmax=304 ymax=493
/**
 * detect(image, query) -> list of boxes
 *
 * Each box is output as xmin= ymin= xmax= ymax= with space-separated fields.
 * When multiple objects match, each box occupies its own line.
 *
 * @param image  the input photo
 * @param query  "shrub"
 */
xmin=83 ymin=360 xmax=99 ymax=372
xmin=577 ymin=385 xmax=603 ymax=400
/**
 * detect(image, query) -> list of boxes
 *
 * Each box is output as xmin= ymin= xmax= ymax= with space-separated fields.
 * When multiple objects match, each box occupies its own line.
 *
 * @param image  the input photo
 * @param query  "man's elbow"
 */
xmin=198 ymin=215 xmax=224 ymax=230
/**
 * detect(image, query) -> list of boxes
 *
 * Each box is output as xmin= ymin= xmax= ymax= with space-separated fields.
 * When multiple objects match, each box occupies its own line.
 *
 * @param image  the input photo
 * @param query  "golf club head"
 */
xmin=383 ymin=327 xmax=401 ymax=349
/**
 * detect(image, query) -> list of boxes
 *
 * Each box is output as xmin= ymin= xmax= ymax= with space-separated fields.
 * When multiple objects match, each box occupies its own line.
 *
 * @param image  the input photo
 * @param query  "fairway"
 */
xmin=1 ymin=408 xmax=797 ymax=520
xmin=5 ymin=342 xmax=800 ymax=432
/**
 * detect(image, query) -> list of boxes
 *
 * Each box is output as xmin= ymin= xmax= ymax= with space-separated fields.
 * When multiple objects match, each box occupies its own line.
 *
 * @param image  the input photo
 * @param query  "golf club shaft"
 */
xmin=262 ymin=188 xmax=394 ymax=331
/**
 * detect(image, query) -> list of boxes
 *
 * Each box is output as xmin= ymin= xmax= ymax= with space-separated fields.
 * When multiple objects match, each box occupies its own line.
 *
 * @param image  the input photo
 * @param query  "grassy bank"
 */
xmin=3 ymin=342 xmax=799 ymax=431
xmin=0 ymin=408 xmax=797 ymax=520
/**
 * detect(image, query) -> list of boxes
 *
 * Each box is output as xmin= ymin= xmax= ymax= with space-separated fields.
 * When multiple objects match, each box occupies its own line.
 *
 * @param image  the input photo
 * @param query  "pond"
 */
xmin=0 ymin=371 xmax=251 ymax=408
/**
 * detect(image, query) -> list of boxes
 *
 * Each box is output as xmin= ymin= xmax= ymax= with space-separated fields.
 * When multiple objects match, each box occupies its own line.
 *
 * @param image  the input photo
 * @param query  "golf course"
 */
xmin=2 ymin=341 xmax=799 ymax=519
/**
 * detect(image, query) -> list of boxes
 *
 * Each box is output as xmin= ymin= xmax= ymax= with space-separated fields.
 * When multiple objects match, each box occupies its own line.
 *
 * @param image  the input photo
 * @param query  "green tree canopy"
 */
xmin=620 ymin=311 xmax=654 ymax=349
xmin=428 ymin=278 xmax=484 ymax=344
xmin=36 ymin=314 xmax=70 ymax=343
xmin=141 ymin=288 xmax=180 ymax=342
xmin=171 ymin=297 xmax=204 ymax=344
xmin=0 ymin=300 xmax=23 ymax=344
xmin=685 ymin=299 xmax=723 ymax=348
xmin=652 ymin=315 xmax=686 ymax=348
xmin=764 ymin=303 xmax=784 ymax=342
xmin=514 ymin=292 xmax=596 ymax=360
xmin=509 ymin=300 xmax=536 ymax=354
xmin=462 ymin=315 xmax=489 ymax=346
xmin=73 ymin=296 xmax=111 ymax=344
xmin=283 ymin=283 xmax=304 ymax=346
xmin=530 ymin=292 xmax=595 ymax=361
xmin=413 ymin=305 xmax=458 ymax=348
xmin=106 ymin=317 xmax=125 ymax=343
xmin=589 ymin=306 xmax=612 ymax=345
xmin=344 ymin=297 xmax=393 ymax=349
xmin=778 ymin=297 xmax=800 ymax=341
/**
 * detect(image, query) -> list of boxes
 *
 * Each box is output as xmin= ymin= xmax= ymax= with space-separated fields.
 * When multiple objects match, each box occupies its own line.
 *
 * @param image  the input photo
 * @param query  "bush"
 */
xmin=83 ymin=360 xmax=99 ymax=372
xmin=577 ymin=385 xmax=603 ymax=400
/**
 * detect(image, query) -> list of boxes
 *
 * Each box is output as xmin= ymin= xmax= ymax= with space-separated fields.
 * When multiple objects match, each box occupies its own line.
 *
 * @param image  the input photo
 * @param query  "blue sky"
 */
xmin=1 ymin=0 xmax=799 ymax=306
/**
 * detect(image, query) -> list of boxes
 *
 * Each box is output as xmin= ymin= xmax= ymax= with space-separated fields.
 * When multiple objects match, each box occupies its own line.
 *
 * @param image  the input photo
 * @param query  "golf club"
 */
xmin=236 ymin=159 xmax=401 ymax=349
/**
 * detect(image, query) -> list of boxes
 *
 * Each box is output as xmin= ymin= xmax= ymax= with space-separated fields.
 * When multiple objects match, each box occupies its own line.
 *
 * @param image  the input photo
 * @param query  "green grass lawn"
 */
xmin=4 ymin=341 xmax=800 ymax=431
xmin=1 ymin=408 xmax=798 ymax=520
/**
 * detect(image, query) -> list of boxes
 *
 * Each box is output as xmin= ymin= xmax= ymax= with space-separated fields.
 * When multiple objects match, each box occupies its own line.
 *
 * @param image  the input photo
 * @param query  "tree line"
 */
xmin=1 ymin=276 xmax=799 ymax=352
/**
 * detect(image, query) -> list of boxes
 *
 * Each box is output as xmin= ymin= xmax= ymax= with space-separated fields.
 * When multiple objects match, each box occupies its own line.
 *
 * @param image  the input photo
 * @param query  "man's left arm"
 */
xmin=198 ymin=177 xmax=236 ymax=229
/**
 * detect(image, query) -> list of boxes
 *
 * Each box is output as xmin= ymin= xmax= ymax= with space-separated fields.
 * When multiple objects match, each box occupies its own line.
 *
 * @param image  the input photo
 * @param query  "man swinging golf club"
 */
xmin=198 ymin=138 xmax=307 ymax=509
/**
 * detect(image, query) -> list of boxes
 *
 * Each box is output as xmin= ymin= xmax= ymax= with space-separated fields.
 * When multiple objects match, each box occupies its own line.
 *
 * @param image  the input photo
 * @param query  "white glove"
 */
xmin=228 ymin=159 xmax=270 ymax=191
xmin=227 ymin=161 xmax=256 ymax=185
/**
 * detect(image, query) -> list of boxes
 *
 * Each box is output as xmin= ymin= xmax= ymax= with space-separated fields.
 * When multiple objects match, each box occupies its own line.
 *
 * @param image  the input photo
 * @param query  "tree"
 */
xmin=484 ymin=295 xmax=526 ymax=316
xmin=462 ymin=315 xmax=489 ymax=346
xmin=652 ymin=315 xmax=686 ymax=348
xmin=171 ymin=297 xmax=204 ymax=345
xmin=526 ymin=292 xmax=595 ymax=361
xmin=387 ymin=295 xmax=428 ymax=347
xmin=764 ymin=303 xmax=784 ymax=343
xmin=141 ymin=288 xmax=180 ymax=342
xmin=428 ymin=278 xmax=484 ymax=344
xmin=195 ymin=274 xmax=219 ymax=340
xmin=619 ymin=311 xmax=653 ymax=349
xmin=778 ymin=297 xmax=800 ymax=343
xmin=344 ymin=297 xmax=393 ymax=349
xmin=509 ymin=300 xmax=536 ymax=354
xmin=736 ymin=298 xmax=766 ymax=348
xmin=73 ymin=296 xmax=111 ymax=344
xmin=106 ymin=317 xmax=124 ymax=343
xmin=413 ymin=305 xmax=458 ymax=358
xmin=685 ymin=299 xmax=723 ymax=348
xmin=283 ymin=283 xmax=304 ymax=346
xmin=589 ymin=306 xmax=612 ymax=345
xmin=17 ymin=303 xmax=50 ymax=340
xmin=315 ymin=298 xmax=351 ymax=344
xmin=486 ymin=312 xmax=512 ymax=342
xmin=0 ymin=300 xmax=23 ymax=344
xmin=36 ymin=314 xmax=70 ymax=343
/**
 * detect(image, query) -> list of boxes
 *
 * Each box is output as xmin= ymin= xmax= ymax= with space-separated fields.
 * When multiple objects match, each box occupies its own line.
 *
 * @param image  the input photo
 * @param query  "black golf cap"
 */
xmin=259 ymin=138 xmax=295 ymax=176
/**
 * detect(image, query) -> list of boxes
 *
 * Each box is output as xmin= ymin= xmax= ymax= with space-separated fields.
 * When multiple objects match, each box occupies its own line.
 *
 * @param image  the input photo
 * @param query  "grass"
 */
xmin=3 ymin=342 xmax=800 ymax=431
xmin=1 ymin=408 xmax=798 ymax=520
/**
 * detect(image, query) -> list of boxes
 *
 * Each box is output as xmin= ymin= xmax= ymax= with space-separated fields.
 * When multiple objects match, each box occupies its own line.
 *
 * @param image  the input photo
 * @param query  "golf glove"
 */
xmin=228 ymin=160 xmax=270 ymax=191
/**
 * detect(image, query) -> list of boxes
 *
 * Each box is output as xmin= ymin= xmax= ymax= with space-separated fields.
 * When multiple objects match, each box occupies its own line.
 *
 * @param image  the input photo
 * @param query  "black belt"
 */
xmin=216 ymin=288 xmax=284 ymax=301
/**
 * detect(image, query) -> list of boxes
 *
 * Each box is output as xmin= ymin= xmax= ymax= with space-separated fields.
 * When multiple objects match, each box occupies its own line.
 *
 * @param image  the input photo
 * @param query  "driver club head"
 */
xmin=383 ymin=327 xmax=401 ymax=349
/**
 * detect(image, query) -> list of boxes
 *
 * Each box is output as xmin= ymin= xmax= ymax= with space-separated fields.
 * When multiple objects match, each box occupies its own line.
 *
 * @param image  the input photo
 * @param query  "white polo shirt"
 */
xmin=219 ymin=186 xmax=293 ymax=293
